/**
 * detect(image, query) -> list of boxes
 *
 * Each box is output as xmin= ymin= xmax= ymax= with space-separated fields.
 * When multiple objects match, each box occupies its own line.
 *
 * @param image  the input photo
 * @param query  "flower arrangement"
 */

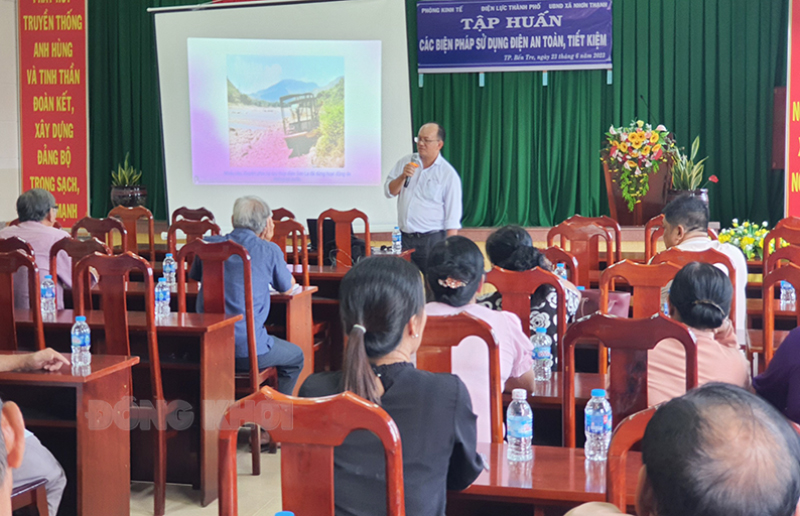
xmin=718 ymin=219 xmax=774 ymax=260
xmin=602 ymin=121 xmax=679 ymax=211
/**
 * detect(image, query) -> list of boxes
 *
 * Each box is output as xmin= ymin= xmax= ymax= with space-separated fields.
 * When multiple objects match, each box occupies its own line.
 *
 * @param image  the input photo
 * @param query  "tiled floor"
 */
xmin=130 ymin=441 xmax=282 ymax=516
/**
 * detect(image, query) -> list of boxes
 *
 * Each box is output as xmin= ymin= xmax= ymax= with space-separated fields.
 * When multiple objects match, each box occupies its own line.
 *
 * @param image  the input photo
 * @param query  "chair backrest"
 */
xmin=547 ymin=223 xmax=614 ymax=288
xmin=561 ymin=313 xmax=696 ymax=447
xmin=542 ymin=246 xmax=580 ymax=286
xmin=0 ymin=250 xmax=44 ymax=351
xmin=176 ymin=240 xmax=260 ymax=391
xmin=0 ymin=237 xmax=34 ymax=257
xmin=272 ymin=208 xmax=295 ymax=222
xmin=599 ymin=260 xmax=680 ymax=319
xmin=563 ymin=215 xmax=623 ymax=263
xmin=171 ymin=206 xmax=215 ymax=224
xmin=764 ymin=226 xmax=800 ymax=274
xmin=73 ymin=252 xmax=165 ymax=413
xmin=762 ymin=263 xmax=800 ymax=365
xmin=219 ymin=386 xmax=405 ymax=516
xmin=645 ymin=214 xmax=718 ymax=261
xmin=417 ymin=313 xmax=503 ymax=443
xmin=50 ymin=236 xmax=111 ymax=310
xmin=766 ymin=245 xmax=800 ymax=273
xmin=6 ymin=218 xmax=61 ymax=230
xmin=108 ymin=205 xmax=156 ymax=264
xmin=166 ymin=219 xmax=222 ymax=256
xmin=651 ymin=247 xmax=737 ymax=328
xmin=71 ymin=216 xmax=128 ymax=252
xmin=606 ymin=406 xmax=657 ymax=511
xmin=317 ymin=208 xmax=371 ymax=268
xmin=272 ymin=220 xmax=309 ymax=287
xmin=484 ymin=266 xmax=567 ymax=341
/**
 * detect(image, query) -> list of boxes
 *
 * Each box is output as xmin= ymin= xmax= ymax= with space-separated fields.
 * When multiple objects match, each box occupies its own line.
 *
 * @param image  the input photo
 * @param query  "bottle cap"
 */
xmin=591 ymin=389 xmax=606 ymax=398
xmin=158 ymin=277 xmax=166 ymax=282
xmin=166 ymin=253 xmax=173 ymax=258
xmin=577 ymin=286 xmax=585 ymax=291
xmin=44 ymin=275 xmax=52 ymax=280
xmin=75 ymin=316 xmax=86 ymax=322
xmin=275 ymin=512 xmax=295 ymax=516
xmin=557 ymin=262 xmax=565 ymax=266
xmin=535 ymin=327 xmax=546 ymax=334
xmin=512 ymin=388 xmax=527 ymax=400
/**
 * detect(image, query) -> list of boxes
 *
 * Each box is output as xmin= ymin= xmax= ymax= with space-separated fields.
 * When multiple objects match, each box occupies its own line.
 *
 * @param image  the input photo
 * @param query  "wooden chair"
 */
xmin=108 ymin=205 xmax=156 ymax=265
xmin=11 ymin=478 xmax=48 ymax=516
xmin=765 ymin=245 xmax=800 ymax=274
xmin=0 ymin=250 xmax=44 ymax=351
xmin=166 ymin=219 xmax=221 ymax=257
xmin=272 ymin=208 xmax=295 ymax=222
xmin=644 ymin=214 xmax=719 ymax=261
xmin=561 ymin=313 xmax=696 ymax=447
xmin=606 ymin=406 xmax=657 ymax=511
xmin=563 ymin=215 xmax=623 ymax=263
xmin=651 ymin=247 xmax=737 ymax=329
xmin=218 ymin=386 xmax=405 ymax=516
xmin=272 ymin=219 xmax=309 ymax=287
xmin=542 ymin=246 xmax=580 ymax=286
xmin=72 ymin=252 xmax=167 ymax=516
xmin=71 ymin=216 xmax=128 ymax=252
xmin=761 ymin=263 xmax=800 ymax=366
xmin=316 ymin=209 xmax=371 ymax=267
xmin=764 ymin=225 xmax=800 ymax=273
xmin=171 ymin=206 xmax=215 ymax=224
xmin=176 ymin=239 xmax=278 ymax=473
xmin=547 ymin=223 xmax=614 ymax=288
xmin=417 ymin=313 xmax=503 ymax=443
xmin=484 ymin=266 xmax=567 ymax=342
xmin=6 ymin=218 xmax=61 ymax=230
xmin=0 ymin=236 xmax=34 ymax=256
xmin=50 ymin=236 xmax=111 ymax=311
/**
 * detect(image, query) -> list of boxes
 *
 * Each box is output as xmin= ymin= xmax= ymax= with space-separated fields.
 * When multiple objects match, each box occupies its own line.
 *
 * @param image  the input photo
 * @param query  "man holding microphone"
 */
xmin=384 ymin=122 xmax=463 ymax=272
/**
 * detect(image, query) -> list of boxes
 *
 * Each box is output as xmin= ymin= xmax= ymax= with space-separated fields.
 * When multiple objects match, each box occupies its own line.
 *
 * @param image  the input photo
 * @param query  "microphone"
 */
xmin=405 ymin=153 xmax=421 ymax=188
xmin=639 ymin=95 xmax=658 ymax=123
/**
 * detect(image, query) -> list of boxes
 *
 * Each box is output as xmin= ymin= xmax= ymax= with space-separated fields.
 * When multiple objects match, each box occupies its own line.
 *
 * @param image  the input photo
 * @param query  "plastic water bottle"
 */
xmin=392 ymin=227 xmax=402 ymax=255
xmin=162 ymin=253 xmax=177 ymax=287
xmin=40 ymin=274 xmax=56 ymax=316
xmin=781 ymin=281 xmax=796 ymax=304
xmin=532 ymin=327 xmax=553 ymax=381
xmin=663 ymin=289 xmax=670 ymax=316
xmin=155 ymin=277 xmax=170 ymax=318
xmin=70 ymin=315 xmax=91 ymax=367
xmin=585 ymin=389 xmax=612 ymax=461
xmin=555 ymin=262 xmax=568 ymax=280
xmin=506 ymin=388 xmax=533 ymax=461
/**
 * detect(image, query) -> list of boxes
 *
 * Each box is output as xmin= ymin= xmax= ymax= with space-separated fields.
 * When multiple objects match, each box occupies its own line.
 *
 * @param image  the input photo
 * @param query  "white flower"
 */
xmin=763 ymin=221 xmax=769 ymax=227
xmin=656 ymin=124 xmax=667 ymax=132
xmin=732 ymin=218 xmax=739 ymax=225
xmin=634 ymin=168 xmax=642 ymax=176
xmin=620 ymin=132 xmax=628 ymax=141
xmin=609 ymin=126 xmax=617 ymax=135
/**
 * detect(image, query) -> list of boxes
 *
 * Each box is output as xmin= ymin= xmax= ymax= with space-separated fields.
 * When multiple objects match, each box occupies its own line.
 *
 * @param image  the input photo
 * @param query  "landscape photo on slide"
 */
xmin=226 ymin=54 xmax=345 ymax=168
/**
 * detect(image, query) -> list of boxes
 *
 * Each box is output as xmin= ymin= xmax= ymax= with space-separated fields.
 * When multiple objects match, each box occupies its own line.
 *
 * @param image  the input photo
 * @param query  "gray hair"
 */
xmin=232 ymin=196 xmax=272 ymax=234
xmin=17 ymin=189 xmax=57 ymax=222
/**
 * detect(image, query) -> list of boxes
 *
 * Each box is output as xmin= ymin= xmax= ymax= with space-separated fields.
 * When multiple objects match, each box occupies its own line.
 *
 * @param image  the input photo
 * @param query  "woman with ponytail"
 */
xmin=479 ymin=225 xmax=580 ymax=355
xmin=299 ymin=256 xmax=482 ymax=516
xmin=649 ymin=262 xmax=749 ymax=405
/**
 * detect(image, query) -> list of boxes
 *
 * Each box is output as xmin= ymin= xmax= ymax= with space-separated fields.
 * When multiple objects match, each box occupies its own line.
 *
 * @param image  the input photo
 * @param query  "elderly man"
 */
xmin=0 ymin=189 xmax=71 ymax=308
xmin=567 ymin=383 xmax=800 ymax=516
xmin=189 ymin=196 xmax=303 ymax=395
xmin=384 ymin=123 xmax=462 ymax=272
xmin=659 ymin=195 xmax=747 ymax=342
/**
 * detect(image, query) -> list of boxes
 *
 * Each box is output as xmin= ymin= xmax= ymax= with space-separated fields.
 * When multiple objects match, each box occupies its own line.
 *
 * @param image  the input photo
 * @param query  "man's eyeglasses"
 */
xmin=414 ymin=137 xmax=440 ymax=145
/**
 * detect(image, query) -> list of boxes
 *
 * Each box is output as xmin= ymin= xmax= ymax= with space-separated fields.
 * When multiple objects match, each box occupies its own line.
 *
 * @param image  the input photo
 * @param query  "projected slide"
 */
xmin=187 ymin=38 xmax=381 ymax=185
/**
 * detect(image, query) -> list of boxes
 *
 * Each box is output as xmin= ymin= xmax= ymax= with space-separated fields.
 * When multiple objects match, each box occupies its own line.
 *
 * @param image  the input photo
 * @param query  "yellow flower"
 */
xmin=619 ymin=142 xmax=629 ymax=153
xmin=631 ymin=141 xmax=643 ymax=150
xmin=642 ymin=145 xmax=651 ymax=156
xmin=637 ymin=120 xmax=644 ymax=128
xmin=649 ymin=133 xmax=659 ymax=144
xmin=631 ymin=149 xmax=640 ymax=158
xmin=626 ymin=160 xmax=638 ymax=169
xmin=742 ymin=236 xmax=755 ymax=246
xmin=718 ymin=234 xmax=730 ymax=243
xmin=743 ymin=221 xmax=750 ymax=228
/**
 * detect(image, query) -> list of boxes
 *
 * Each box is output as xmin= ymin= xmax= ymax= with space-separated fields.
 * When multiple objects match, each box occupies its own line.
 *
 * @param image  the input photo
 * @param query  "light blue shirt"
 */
xmin=384 ymin=153 xmax=463 ymax=233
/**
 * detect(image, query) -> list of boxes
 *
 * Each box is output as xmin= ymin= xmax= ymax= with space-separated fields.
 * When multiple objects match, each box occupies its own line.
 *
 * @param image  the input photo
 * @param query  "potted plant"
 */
xmin=667 ymin=136 xmax=717 ymax=207
xmin=110 ymin=152 xmax=147 ymax=207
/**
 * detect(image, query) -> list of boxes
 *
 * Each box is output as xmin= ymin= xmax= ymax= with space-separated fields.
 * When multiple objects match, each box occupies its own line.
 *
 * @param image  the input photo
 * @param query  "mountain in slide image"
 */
xmin=249 ymin=79 xmax=319 ymax=103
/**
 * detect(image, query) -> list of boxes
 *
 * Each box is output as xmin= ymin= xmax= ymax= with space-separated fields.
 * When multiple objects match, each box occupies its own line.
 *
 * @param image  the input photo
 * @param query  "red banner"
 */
xmin=17 ymin=0 xmax=89 ymax=227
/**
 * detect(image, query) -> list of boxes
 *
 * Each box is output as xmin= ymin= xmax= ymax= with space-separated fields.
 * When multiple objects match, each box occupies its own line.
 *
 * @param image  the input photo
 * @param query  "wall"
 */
xmin=0 ymin=0 xmax=21 ymax=221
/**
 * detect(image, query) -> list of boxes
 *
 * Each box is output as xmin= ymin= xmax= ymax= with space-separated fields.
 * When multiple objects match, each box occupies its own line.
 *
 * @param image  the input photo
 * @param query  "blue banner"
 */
xmin=417 ymin=0 xmax=612 ymax=73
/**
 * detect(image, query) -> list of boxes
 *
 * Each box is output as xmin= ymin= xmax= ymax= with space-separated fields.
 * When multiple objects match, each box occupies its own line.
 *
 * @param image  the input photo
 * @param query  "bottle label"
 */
xmin=41 ymin=286 xmax=54 ymax=299
xmin=585 ymin=411 xmax=612 ymax=435
xmin=71 ymin=332 xmax=90 ymax=348
xmin=533 ymin=346 xmax=552 ymax=360
xmin=507 ymin=414 xmax=533 ymax=439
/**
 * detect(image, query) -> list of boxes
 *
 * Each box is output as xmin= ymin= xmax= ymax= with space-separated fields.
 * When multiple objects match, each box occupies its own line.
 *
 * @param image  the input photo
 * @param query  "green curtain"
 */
xmin=407 ymin=0 xmax=789 ymax=227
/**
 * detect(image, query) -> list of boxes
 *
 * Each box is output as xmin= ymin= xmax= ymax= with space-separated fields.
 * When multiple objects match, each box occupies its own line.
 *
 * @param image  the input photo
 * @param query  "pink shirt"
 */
xmin=648 ymin=319 xmax=749 ymax=406
xmin=425 ymin=302 xmax=533 ymax=443
xmin=0 ymin=222 xmax=72 ymax=309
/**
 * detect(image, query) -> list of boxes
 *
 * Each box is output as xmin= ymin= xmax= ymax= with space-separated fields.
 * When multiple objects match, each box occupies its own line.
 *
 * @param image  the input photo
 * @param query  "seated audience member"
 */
xmin=425 ymin=236 xmax=534 ymax=443
xmin=479 ymin=225 xmax=580 ymax=351
xmin=0 ymin=189 xmax=72 ymax=309
xmin=566 ymin=383 xmax=800 ymax=516
xmin=660 ymin=195 xmax=747 ymax=341
xmin=754 ymin=327 xmax=800 ymax=424
xmin=648 ymin=262 xmax=749 ymax=406
xmin=299 ymin=257 xmax=482 ymax=516
xmin=189 ymin=196 xmax=302 ymax=395
xmin=0 ymin=349 xmax=69 ymax=515
xmin=0 ymin=397 xmax=26 ymax=516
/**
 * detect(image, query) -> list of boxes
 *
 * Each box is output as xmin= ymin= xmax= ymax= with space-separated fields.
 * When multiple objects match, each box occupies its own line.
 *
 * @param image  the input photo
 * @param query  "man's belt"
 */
xmin=401 ymin=230 xmax=445 ymax=238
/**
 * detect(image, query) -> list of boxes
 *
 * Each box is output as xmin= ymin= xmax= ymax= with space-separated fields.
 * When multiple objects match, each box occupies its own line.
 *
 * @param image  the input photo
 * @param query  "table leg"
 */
xmin=285 ymin=294 xmax=314 ymax=395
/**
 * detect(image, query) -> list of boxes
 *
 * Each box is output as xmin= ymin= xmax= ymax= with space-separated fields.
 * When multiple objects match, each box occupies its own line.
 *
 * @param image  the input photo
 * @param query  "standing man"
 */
xmin=385 ymin=122 xmax=462 ymax=272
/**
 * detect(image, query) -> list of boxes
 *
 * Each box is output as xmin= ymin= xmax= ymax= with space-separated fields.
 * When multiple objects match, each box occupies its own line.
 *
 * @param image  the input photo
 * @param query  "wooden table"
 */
xmin=0 ymin=353 xmax=139 ymax=516
xmin=288 ymin=264 xmax=347 ymax=299
xmin=15 ymin=309 xmax=240 ymax=507
xmin=447 ymin=442 xmax=639 ymax=515
xmin=504 ymin=373 xmax=606 ymax=409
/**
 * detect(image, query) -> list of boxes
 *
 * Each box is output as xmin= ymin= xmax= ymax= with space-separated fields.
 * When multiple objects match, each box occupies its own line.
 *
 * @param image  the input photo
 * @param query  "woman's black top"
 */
xmin=298 ymin=362 xmax=483 ymax=516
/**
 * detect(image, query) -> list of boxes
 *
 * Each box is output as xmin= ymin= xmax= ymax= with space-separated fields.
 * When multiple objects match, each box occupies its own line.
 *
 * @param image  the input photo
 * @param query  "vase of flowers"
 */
xmin=666 ymin=135 xmax=718 ymax=208
xmin=601 ymin=121 xmax=679 ymax=226
xmin=110 ymin=152 xmax=147 ymax=208
xmin=718 ymin=220 xmax=771 ymax=260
